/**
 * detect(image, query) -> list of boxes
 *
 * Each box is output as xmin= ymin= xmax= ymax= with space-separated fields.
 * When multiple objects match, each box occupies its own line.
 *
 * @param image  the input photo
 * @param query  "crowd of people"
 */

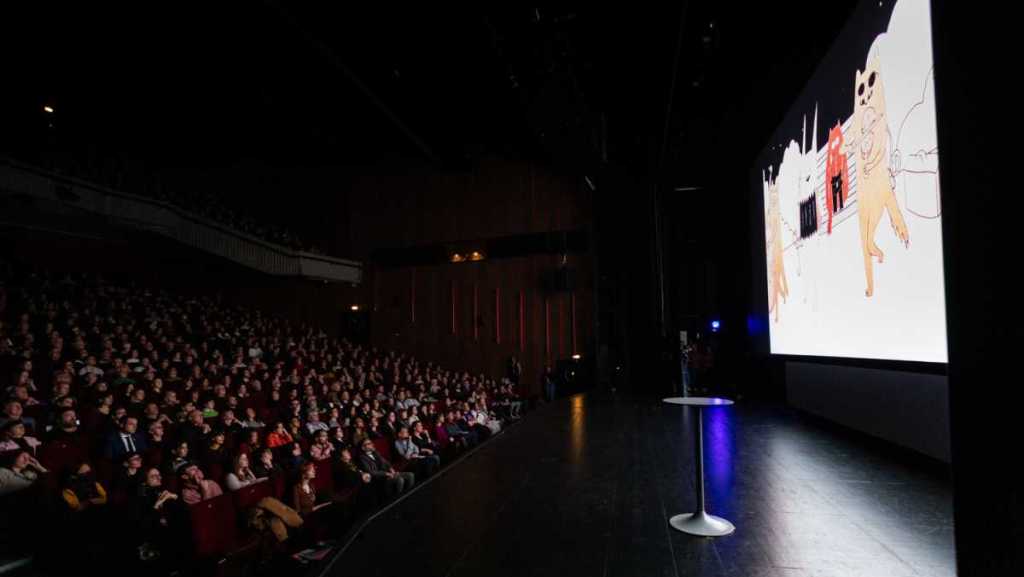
xmin=0 ymin=264 xmax=524 ymax=571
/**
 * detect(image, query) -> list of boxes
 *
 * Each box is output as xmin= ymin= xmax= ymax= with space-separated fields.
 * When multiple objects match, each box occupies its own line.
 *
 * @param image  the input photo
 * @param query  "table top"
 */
xmin=662 ymin=396 xmax=734 ymax=407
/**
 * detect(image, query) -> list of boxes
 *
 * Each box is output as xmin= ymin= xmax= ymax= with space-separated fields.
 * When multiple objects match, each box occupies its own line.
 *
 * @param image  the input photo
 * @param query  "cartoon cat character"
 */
xmin=850 ymin=52 xmax=909 ymax=297
xmin=825 ymin=121 xmax=848 ymax=235
xmin=766 ymin=178 xmax=789 ymax=322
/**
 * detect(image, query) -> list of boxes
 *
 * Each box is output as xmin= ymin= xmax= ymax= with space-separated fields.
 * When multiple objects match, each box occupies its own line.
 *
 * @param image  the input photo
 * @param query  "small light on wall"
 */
xmin=571 ymin=353 xmax=581 ymax=360
xmin=468 ymin=251 xmax=485 ymax=261
xmin=450 ymin=253 xmax=465 ymax=263
xmin=43 ymin=105 xmax=54 ymax=114
xmin=350 ymin=305 xmax=360 ymax=311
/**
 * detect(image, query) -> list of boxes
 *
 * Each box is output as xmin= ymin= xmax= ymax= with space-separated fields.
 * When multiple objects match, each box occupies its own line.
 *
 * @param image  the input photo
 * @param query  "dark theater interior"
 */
xmin=0 ymin=1 xmax=1019 ymax=576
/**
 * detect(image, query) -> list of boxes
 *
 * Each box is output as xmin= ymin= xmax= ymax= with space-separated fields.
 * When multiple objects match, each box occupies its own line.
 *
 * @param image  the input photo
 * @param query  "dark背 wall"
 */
xmin=350 ymin=156 xmax=594 ymax=395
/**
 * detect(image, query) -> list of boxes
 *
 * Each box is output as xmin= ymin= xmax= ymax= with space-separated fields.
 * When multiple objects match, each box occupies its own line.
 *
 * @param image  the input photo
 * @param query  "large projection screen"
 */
xmin=755 ymin=0 xmax=946 ymax=363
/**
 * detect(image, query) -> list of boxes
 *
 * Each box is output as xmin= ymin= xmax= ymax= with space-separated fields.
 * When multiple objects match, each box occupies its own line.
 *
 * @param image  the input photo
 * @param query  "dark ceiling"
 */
xmin=0 ymin=1 xmax=860 ymax=190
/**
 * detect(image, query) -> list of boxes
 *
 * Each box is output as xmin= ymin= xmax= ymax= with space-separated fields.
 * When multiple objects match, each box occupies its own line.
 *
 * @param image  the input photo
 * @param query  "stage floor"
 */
xmin=320 ymin=393 xmax=955 ymax=577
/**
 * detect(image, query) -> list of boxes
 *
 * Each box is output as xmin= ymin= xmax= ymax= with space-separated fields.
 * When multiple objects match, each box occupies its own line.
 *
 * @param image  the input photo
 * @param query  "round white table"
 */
xmin=662 ymin=396 xmax=735 ymax=537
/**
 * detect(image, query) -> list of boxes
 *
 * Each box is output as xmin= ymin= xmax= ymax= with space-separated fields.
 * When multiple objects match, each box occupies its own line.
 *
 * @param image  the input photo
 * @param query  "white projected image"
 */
xmin=760 ymin=0 xmax=946 ymax=363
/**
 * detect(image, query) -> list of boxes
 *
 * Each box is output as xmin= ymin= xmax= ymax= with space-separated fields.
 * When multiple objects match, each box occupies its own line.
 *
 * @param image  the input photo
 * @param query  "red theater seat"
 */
xmin=312 ymin=459 xmax=334 ymax=496
xmin=372 ymin=437 xmax=392 ymax=461
xmin=188 ymin=493 xmax=238 ymax=558
xmin=38 ymin=438 xmax=86 ymax=475
xmin=233 ymin=479 xmax=272 ymax=512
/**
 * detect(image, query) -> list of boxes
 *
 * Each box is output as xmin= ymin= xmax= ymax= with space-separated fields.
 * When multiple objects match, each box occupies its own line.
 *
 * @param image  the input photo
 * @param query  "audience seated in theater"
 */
xmin=310 ymin=429 xmax=334 ymax=461
xmin=0 ymin=265 xmax=523 ymax=569
xmin=266 ymin=421 xmax=293 ymax=449
xmin=395 ymin=425 xmax=440 ymax=477
xmin=105 ymin=415 xmax=147 ymax=462
xmin=61 ymin=461 xmax=108 ymax=512
xmin=47 ymin=407 xmax=84 ymax=444
xmin=337 ymin=448 xmax=372 ymax=491
xmin=293 ymin=462 xmax=332 ymax=517
xmin=252 ymin=447 xmax=281 ymax=479
xmin=1 ymin=399 xmax=36 ymax=433
xmin=0 ymin=419 xmax=41 ymax=455
xmin=0 ymin=449 xmax=47 ymax=496
xmin=180 ymin=463 xmax=223 ymax=504
xmin=358 ymin=438 xmax=414 ymax=498
xmin=134 ymin=467 xmax=185 ymax=560
xmin=225 ymin=453 xmax=268 ymax=491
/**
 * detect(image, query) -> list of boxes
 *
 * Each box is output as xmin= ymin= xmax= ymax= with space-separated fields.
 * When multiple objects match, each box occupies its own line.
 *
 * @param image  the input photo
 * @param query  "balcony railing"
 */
xmin=0 ymin=158 xmax=362 ymax=284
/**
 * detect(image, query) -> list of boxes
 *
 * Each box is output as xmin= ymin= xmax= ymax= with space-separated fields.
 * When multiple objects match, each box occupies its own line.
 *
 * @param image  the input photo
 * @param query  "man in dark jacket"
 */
xmin=104 ymin=416 xmax=147 ymax=462
xmin=357 ymin=439 xmax=414 ymax=498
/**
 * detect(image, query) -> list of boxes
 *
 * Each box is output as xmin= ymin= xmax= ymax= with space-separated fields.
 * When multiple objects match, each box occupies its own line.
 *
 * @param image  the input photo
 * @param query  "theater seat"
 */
xmin=233 ymin=479 xmax=272 ymax=512
xmin=312 ymin=459 xmax=334 ymax=496
xmin=188 ymin=493 xmax=238 ymax=558
xmin=372 ymin=437 xmax=392 ymax=461
xmin=38 ymin=438 xmax=86 ymax=475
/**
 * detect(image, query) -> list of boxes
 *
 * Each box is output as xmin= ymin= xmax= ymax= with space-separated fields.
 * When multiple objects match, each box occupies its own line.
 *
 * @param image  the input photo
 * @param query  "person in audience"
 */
xmin=286 ymin=417 xmax=304 ymax=442
xmin=218 ymin=409 xmax=243 ymax=437
xmin=336 ymin=447 xmax=372 ymax=491
xmin=1 ymin=399 xmax=36 ymax=433
xmin=47 ymin=407 xmax=83 ymax=444
xmin=394 ymin=425 xmax=440 ymax=477
xmin=180 ymin=463 xmax=223 ymax=504
xmin=358 ymin=438 xmax=414 ymax=498
xmin=433 ymin=414 xmax=455 ymax=450
xmin=350 ymin=417 xmax=368 ymax=448
xmin=293 ymin=461 xmax=332 ymax=517
xmin=283 ymin=441 xmax=306 ymax=472
xmin=165 ymin=441 xmax=191 ymax=475
xmin=114 ymin=452 xmax=146 ymax=494
xmin=445 ymin=410 xmax=478 ymax=446
xmin=61 ymin=461 xmax=108 ymax=512
xmin=411 ymin=420 xmax=440 ymax=455
xmin=0 ymin=449 xmax=47 ymax=496
xmin=252 ymin=447 xmax=280 ymax=479
xmin=309 ymin=429 xmax=334 ymax=461
xmin=105 ymin=415 xmax=147 ymax=462
xmin=304 ymin=409 xmax=329 ymax=436
xmin=146 ymin=421 xmax=167 ymax=458
xmin=380 ymin=411 xmax=398 ymax=438
xmin=266 ymin=421 xmax=292 ymax=448
xmin=200 ymin=430 xmax=230 ymax=473
xmin=225 ymin=453 xmax=268 ymax=491
xmin=328 ymin=426 xmax=349 ymax=453
xmin=238 ymin=428 xmax=264 ymax=456
xmin=134 ymin=468 xmax=184 ymax=561
xmin=241 ymin=407 xmax=264 ymax=429
xmin=0 ymin=419 xmax=42 ymax=455
xmin=473 ymin=400 xmax=502 ymax=436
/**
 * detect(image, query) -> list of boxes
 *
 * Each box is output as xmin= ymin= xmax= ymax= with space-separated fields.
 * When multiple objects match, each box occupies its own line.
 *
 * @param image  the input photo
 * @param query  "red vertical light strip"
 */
xmin=411 ymin=268 xmax=416 ymax=325
xmin=545 ymin=297 xmax=551 ymax=359
xmin=473 ymin=283 xmax=479 ymax=341
xmin=571 ymin=292 xmax=577 ymax=354
xmin=495 ymin=288 xmax=501 ymax=344
xmin=519 ymin=290 xmax=525 ymax=352
xmin=450 ymin=281 xmax=456 ymax=335
xmin=558 ymin=294 xmax=565 ymax=357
